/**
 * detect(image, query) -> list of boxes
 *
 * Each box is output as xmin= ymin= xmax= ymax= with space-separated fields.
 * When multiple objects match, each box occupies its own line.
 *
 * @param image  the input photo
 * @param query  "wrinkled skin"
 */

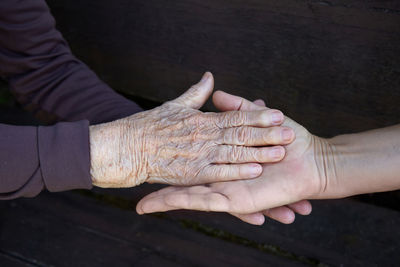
xmin=136 ymin=91 xmax=334 ymax=225
xmin=89 ymin=73 xmax=295 ymax=188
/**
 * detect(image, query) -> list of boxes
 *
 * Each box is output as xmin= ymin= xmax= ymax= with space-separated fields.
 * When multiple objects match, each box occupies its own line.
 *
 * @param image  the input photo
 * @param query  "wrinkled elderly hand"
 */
xmin=136 ymin=91 xmax=327 ymax=224
xmin=89 ymin=73 xmax=295 ymax=188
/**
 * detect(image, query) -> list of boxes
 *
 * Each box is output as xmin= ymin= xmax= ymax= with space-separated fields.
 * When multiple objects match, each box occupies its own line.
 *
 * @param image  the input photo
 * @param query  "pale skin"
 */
xmin=89 ymin=73 xmax=295 ymax=188
xmin=136 ymin=91 xmax=400 ymax=225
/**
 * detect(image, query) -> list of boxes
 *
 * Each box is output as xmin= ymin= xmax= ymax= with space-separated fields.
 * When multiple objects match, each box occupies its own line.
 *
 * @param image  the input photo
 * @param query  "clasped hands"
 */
xmin=90 ymin=72 xmax=335 ymax=225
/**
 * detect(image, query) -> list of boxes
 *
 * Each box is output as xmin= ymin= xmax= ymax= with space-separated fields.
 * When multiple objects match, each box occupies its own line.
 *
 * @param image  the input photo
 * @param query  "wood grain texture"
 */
xmin=0 ymin=191 xmax=306 ymax=267
xmin=47 ymin=0 xmax=400 ymax=137
xmin=1 ymin=188 xmax=400 ymax=266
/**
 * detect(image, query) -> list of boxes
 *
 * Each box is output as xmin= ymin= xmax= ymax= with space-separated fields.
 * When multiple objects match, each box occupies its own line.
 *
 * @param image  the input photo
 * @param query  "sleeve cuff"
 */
xmin=38 ymin=120 xmax=93 ymax=192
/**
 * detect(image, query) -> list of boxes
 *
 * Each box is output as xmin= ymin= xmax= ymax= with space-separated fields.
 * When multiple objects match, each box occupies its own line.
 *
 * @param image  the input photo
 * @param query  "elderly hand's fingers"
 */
xmin=171 ymin=72 xmax=214 ymax=109
xmin=212 ymin=145 xmax=285 ymax=164
xmin=197 ymin=163 xmax=262 ymax=183
xmin=253 ymin=99 xmax=267 ymax=107
xmin=263 ymin=207 xmax=296 ymax=224
xmin=230 ymin=212 xmax=266 ymax=225
xmin=287 ymin=200 xmax=312 ymax=215
xmin=221 ymin=126 xmax=294 ymax=146
xmin=213 ymin=109 xmax=284 ymax=128
xmin=213 ymin=91 xmax=267 ymax=112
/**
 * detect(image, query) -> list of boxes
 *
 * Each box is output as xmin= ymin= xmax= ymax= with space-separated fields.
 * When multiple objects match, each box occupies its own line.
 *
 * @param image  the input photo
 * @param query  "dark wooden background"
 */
xmin=1 ymin=1 xmax=400 ymax=266
xmin=47 ymin=0 xmax=400 ymax=137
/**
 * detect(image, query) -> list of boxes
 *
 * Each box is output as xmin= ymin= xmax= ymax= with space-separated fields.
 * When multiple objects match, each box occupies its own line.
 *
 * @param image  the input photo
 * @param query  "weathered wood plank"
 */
xmin=2 ymin=185 xmax=400 ymax=266
xmin=0 ymin=251 xmax=33 ymax=267
xmin=93 ymin=186 xmax=400 ymax=266
xmin=0 ymin=203 xmax=145 ymax=266
xmin=0 ymin=192 xmax=307 ymax=267
xmin=47 ymin=0 xmax=400 ymax=137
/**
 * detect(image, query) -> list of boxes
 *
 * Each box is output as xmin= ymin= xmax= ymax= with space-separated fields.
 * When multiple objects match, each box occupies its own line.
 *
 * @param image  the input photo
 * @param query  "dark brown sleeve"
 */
xmin=0 ymin=0 xmax=143 ymax=199
xmin=0 ymin=121 xmax=92 ymax=199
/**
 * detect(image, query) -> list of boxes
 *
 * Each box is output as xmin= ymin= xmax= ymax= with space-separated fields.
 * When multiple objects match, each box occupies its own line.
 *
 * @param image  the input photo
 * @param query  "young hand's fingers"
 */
xmin=137 ymin=186 xmax=232 ymax=214
xmin=287 ymin=200 xmax=312 ymax=215
xmin=137 ymin=185 xmax=231 ymax=214
xmin=229 ymin=201 xmax=312 ymax=225
xmin=163 ymin=191 xmax=231 ymax=212
xmin=214 ymin=109 xmax=284 ymax=128
xmin=197 ymin=163 xmax=262 ymax=183
xmin=230 ymin=212 xmax=265 ymax=225
xmin=212 ymin=145 xmax=285 ymax=164
xmin=253 ymin=99 xmax=267 ymax=107
xmin=136 ymin=196 xmax=177 ymax=214
xmin=136 ymin=187 xmax=181 ymax=214
xmin=221 ymin=126 xmax=294 ymax=146
xmin=263 ymin=206 xmax=296 ymax=224
xmin=213 ymin=91 xmax=272 ymax=112
xmin=213 ymin=91 xmax=267 ymax=112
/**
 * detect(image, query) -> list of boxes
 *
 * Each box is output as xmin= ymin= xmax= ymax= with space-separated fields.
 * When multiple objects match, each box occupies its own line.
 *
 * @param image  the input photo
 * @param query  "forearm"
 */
xmin=322 ymin=124 xmax=400 ymax=198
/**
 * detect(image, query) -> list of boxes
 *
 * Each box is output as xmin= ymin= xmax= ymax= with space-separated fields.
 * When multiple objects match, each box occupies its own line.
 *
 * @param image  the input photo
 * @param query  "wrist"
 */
xmin=89 ymin=120 xmax=148 ymax=188
xmin=313 ymin=132 xmax=381 ymax=199
xmin=311 ymin=135 xmax=344 ymax=199
xmin=89 ymin=124 xmax=109 ymax=187
xmin=89 ymin=122 xmax=129 ymax=188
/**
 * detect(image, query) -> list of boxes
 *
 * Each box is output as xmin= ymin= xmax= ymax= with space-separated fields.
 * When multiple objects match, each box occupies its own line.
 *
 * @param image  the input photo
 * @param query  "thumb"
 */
xmin=171 ymin=72 xmax=214 ymax=109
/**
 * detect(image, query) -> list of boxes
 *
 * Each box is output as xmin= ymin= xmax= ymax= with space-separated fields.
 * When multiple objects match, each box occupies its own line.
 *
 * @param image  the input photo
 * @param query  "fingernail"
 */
xmin=200 ymin=72 xmax=209 ymax=83
xmin=272 ymin=111 xmax=283 ymax=124
xmin=254 ymin=99 xmax=266 ymax=107
xmin=282 ymin=129 xmax=293 ymax=141
xmin=250 ymin=164 xmax=262 ymax=177
xmin=270 ymin=147 xmax=283 ymax=159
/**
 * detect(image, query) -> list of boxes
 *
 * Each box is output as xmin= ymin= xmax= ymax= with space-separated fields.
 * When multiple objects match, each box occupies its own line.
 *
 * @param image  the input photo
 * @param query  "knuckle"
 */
xmin=272 ymin=128 xmax=283 ymax=143
xmin=234 ymin=127 xmax=248 ymax=145
xmin=213 ymin=127 xmax=225 ymax=143
xmin=252 ymin=111 xmax=267 ymax=126
xmin=189 ymin=129 xmax=200 ymax=142
xmin=230 ymin=146 xmax=243 ymax=162
xmin=214 ymin=167 xmax=227 ymax=178
xmin=252 ymin=149 xmax=263 ymax=162
xmin=203 ymin=113 xmax=222 ymax=129
xmin=190 ymin=84 xmax=199 ymax=90
xmin=227 ymin=111 xmax=245 ymax=127
xmin=187 ymin=84 xmax=201 ymax=97
xmin=185 ymin=113 xmax=206 ymax=128
xmin=209 ymin=147 xmax=221 ymax=161
xmin=263 ymin=127 xmax=280 ymax=144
